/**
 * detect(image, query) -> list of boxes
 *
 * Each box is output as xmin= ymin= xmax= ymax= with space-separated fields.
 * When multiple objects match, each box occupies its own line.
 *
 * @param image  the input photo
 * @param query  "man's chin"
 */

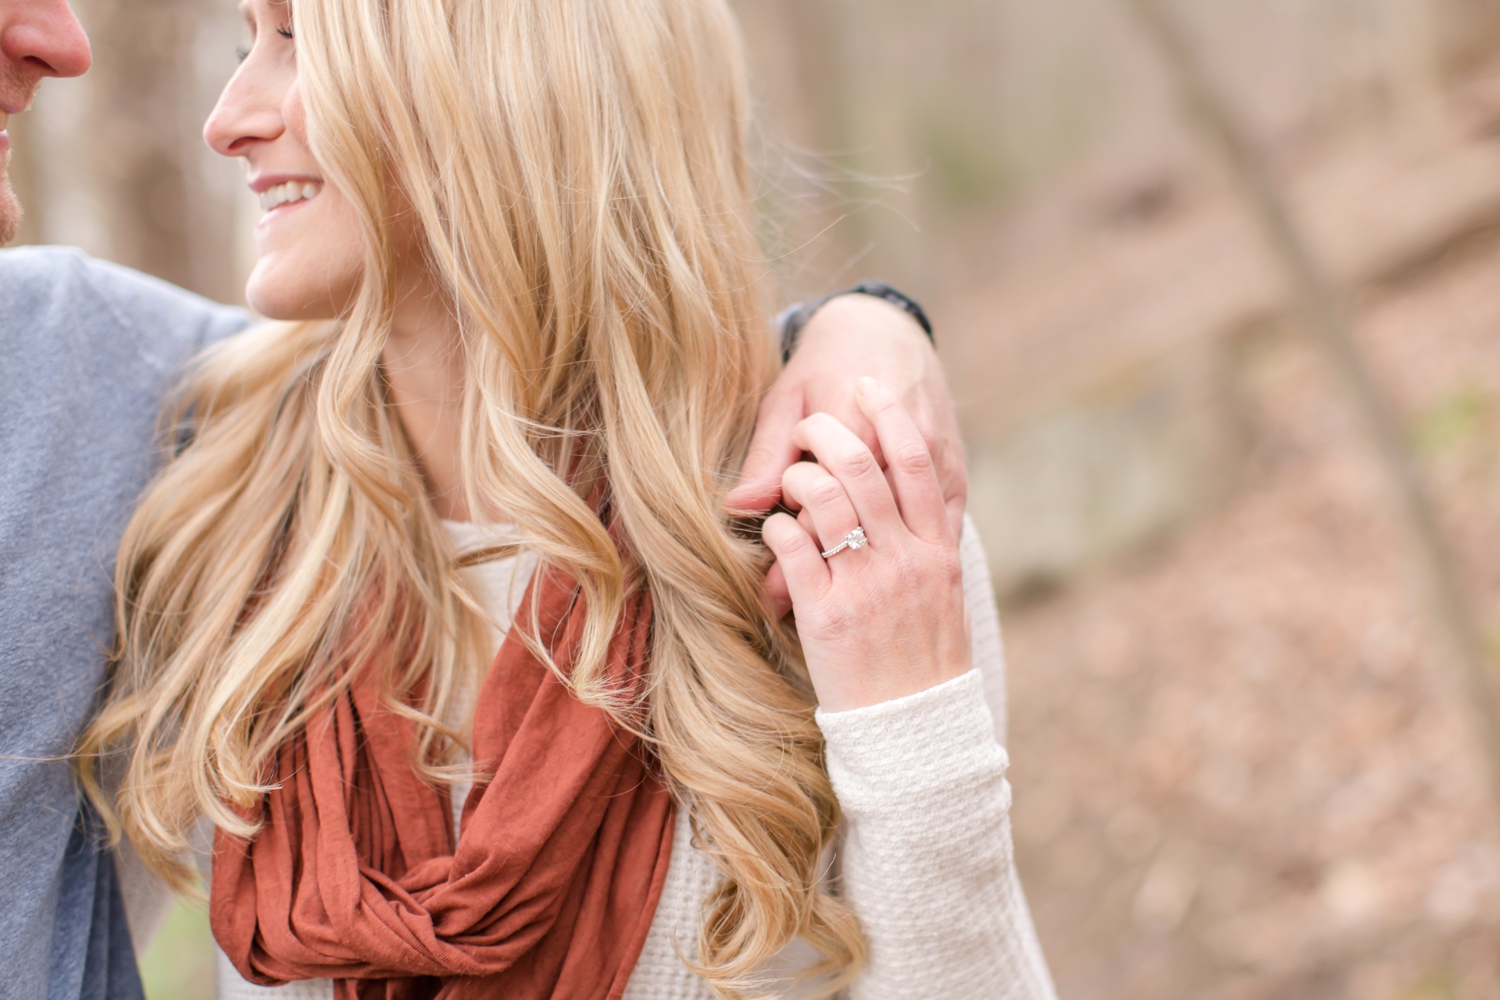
xmin=0 ymin=178 xmax=19 ymax=248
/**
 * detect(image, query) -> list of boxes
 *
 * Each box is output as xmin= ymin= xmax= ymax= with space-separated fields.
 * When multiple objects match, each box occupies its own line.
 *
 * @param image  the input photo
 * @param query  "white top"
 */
xmin=122 ymin=517 xmax=1056 ymax=1000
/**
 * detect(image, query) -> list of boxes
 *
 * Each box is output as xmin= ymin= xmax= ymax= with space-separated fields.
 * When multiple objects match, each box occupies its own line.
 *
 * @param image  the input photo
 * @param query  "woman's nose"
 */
xmin=0 ymin=0 xmax=93 ymax=83
xmin=204 ymin=63 xmax=285 ymax=159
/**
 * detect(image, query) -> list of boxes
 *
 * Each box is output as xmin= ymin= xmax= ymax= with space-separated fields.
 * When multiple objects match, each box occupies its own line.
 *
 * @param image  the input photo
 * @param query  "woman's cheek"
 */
xmin=248 ymin=192 xmax=364 ymax=319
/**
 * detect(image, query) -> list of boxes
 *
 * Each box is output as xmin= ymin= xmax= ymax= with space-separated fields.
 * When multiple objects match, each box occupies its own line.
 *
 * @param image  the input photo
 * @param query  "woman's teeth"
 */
xmin=259 ymin=181 xmax=321 ymax=211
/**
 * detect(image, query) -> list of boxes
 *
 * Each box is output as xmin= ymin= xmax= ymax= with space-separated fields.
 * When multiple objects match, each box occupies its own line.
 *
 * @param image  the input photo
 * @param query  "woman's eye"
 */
xmin=236 ymin=45 xmax=250 ymax=63
xmin=276 ymin=25 xmax=295 ymax=40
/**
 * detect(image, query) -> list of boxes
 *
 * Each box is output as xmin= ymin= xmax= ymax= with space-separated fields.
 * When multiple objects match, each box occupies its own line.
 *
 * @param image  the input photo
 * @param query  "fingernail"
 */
xmin=857 ymin=376 xmax=881 ymax=394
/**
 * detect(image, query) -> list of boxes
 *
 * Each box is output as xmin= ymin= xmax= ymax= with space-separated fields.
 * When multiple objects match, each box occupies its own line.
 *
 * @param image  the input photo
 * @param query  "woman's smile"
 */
xmin=252 ymin=175 xmax=324 ymax=218
xmin=204 ymin=0 xmax=362 ymax=319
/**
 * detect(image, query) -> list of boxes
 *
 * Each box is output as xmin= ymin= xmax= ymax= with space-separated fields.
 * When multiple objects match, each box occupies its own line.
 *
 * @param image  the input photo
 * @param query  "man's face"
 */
xmin=0 ymin=0 xmax=92 ymax=245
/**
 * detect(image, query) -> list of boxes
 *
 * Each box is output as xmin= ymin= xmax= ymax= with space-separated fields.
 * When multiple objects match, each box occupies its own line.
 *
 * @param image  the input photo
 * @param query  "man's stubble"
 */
xmin=0 ymin=63 xmax=39 ymax=248
xmin=0 ymin=171 xmax=20 ymax=247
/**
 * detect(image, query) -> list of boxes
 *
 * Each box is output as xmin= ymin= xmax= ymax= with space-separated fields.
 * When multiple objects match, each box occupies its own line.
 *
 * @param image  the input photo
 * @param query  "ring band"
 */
xmin=821 ymin=526 xmax=868 ymax=559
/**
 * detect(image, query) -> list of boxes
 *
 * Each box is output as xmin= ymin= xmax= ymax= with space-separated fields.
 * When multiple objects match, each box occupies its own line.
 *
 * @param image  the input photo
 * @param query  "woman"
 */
xmin=81 ymin=0 xmax=1055 ymax=997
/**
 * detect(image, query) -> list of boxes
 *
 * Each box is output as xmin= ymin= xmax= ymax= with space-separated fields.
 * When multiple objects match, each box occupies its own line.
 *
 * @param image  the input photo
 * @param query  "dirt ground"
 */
xmin=1001 ymin=227 xmax=1500 ymax=999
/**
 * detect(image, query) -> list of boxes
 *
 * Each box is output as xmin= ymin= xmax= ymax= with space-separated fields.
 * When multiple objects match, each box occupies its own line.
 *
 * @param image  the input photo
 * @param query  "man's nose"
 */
xmin=0 ymin=0 xmax=93 ymax=86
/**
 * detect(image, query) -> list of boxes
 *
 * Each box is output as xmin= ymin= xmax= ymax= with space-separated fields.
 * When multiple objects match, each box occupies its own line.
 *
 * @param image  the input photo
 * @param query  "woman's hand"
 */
xmin=726 ymin=294 xmax=967 ymax=617
xmin=728 ymin=296 xmax=966 ymax=527
xmin=761 ymin=378 xmax=972 ymax=713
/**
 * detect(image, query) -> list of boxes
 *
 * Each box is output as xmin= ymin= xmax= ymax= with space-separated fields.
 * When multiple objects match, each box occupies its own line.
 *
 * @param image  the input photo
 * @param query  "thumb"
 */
xmin=726 ymin=394 xmax=803 ymax=514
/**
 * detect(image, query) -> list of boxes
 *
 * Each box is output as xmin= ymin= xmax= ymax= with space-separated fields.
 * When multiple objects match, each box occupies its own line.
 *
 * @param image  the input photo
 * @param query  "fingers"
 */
xmin=909 ymin=385 xmax=968 ymax=537
xmin=726 ymin=388 xmax=805 ymax=514
xmin=820 ymin=396 xmax=884 ymax=469
xmin=933 ymin=436 xmax=969 ymax=539
xmin=791 ymin=413 xmax=901 ymax=535
xmin=854 ymin=378 xmax=950 ymax=542
xmin=782 ymin=461 xmax=861 ymax=557
xmin=762 ymin=562 xmax=793 ymax=619
xmin=762 ymin=512 xmax=830 ymax=608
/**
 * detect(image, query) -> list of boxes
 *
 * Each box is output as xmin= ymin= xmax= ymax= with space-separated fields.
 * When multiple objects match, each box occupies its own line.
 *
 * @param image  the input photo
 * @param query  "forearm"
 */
xmin=814 ymin=522 xmax=1056 ymax=1000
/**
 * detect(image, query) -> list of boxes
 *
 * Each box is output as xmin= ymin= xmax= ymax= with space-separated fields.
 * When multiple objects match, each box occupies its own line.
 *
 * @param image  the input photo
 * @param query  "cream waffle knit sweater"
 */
xmin=122 ymin=517 xmax=1056 ymax=1000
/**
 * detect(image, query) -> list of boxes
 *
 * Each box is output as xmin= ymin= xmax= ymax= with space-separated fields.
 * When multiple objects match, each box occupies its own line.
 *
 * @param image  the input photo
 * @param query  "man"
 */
xmin=0 ymin=2 xmax=966 ymax=998
xmin=3 ymin=7 xmax=247 ymax=1000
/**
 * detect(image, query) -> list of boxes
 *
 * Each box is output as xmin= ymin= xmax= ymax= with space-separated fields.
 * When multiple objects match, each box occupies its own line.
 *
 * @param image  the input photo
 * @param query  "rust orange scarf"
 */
xmin=210 ymin=563 xmax=675 ymax=1000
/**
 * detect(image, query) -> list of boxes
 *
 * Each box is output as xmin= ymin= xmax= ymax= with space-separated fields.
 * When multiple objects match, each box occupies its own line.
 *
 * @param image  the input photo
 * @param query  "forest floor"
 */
xmin=1002 ymin=214 xmax=1500 ymax=999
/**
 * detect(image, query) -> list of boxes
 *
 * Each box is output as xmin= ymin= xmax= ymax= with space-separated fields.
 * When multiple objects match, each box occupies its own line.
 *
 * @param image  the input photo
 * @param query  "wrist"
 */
xmin=785 ymin=296 xmax=934 ymax=382
xmin=780 ymin=281 xmax=934 ymax=363
xmin=812 ymin=657 xmax=973 ymax=714
xmin=815 ymin=669 xmax=1007 ymax=824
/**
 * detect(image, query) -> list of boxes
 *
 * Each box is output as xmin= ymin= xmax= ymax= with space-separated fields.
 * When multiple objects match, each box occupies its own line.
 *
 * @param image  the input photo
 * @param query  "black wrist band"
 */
xmin=778 ymin=281 xmax=935 ymax=364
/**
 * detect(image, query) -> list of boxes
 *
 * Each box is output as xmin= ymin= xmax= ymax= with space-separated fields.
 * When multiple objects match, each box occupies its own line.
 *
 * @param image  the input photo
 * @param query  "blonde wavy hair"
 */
xmin=76 ymin=0 xmax=864 ymax=994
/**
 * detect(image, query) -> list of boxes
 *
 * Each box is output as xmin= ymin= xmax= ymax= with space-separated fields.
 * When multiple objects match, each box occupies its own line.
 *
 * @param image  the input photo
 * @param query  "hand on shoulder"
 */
xmin=762 ymin=378 xmax=972 ymax=712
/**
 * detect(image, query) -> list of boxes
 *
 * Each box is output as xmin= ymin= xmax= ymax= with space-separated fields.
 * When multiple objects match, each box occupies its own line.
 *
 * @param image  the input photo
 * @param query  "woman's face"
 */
xmin=205 ymin=0 xmax=362 ymax=319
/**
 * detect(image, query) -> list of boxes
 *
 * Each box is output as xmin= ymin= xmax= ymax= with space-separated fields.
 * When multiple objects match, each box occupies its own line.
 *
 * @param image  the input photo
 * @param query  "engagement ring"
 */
xmin=821 ymin=526 xmax=868 ymax=559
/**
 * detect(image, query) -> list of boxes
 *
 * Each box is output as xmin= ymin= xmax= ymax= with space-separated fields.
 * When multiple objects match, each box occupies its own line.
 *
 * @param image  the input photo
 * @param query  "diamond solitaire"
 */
xmin=821 ymin=525 xmax=868 ymax=559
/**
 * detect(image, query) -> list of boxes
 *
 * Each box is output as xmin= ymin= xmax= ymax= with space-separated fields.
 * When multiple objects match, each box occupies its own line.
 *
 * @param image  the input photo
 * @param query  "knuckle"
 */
xmin=835 ymin=446 xmax=879 ymax=479
xmin=892 ymin=543 xmax=962 ymax=590
xmin=808 ymin=477 xmax=847 ymax=509
xmin=891 ymin=547 xmax=925 ymax=585
xmin=765 ymin=514 xmax=807 ymax=548
xmin=893 ymin=443 xmax=935 ymax=476
xmin=816 ymin=600 xmax=859 ymax=640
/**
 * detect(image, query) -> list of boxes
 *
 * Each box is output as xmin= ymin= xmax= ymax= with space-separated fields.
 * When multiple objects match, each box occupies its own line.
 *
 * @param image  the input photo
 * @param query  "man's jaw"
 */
xmin=0 ymin=71 xmax=42 ymax=247
xmin=0 ymin=112 xmax=16 ymax=246
xmin=0 ymin=178 xmax=19 ymax=248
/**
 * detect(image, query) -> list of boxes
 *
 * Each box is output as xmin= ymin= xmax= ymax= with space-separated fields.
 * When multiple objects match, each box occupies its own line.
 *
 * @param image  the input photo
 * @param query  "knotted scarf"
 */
xmin=210 ymin=562 xmax=676 ymax=1000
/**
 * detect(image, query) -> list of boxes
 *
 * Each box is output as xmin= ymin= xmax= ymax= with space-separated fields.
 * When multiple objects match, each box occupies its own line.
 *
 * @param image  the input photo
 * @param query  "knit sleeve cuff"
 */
xmin=815 ymin=670 xmax=1009 ymax=812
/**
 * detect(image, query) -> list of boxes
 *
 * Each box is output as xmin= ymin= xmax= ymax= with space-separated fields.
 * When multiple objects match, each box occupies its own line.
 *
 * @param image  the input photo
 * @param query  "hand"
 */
xmin=726 ymin=294 xmax=968 ymax=616
xmin=761 ymin=379 xmax=971 ymax=713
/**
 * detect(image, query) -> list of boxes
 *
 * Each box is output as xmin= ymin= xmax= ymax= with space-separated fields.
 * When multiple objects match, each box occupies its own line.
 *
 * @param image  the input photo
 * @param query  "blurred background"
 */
xmin=15 ymin=0 xmax=1500 ymax=997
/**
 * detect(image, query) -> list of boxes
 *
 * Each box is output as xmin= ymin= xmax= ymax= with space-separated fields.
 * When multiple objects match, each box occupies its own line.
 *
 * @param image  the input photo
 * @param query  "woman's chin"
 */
xmin=246 ymin=256 xmax=351 ymax=321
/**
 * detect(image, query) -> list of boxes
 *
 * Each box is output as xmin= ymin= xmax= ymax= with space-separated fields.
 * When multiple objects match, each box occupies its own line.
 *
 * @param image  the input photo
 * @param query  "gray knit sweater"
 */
xmin=0 ymin=247 xmax=247 ymax=1000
